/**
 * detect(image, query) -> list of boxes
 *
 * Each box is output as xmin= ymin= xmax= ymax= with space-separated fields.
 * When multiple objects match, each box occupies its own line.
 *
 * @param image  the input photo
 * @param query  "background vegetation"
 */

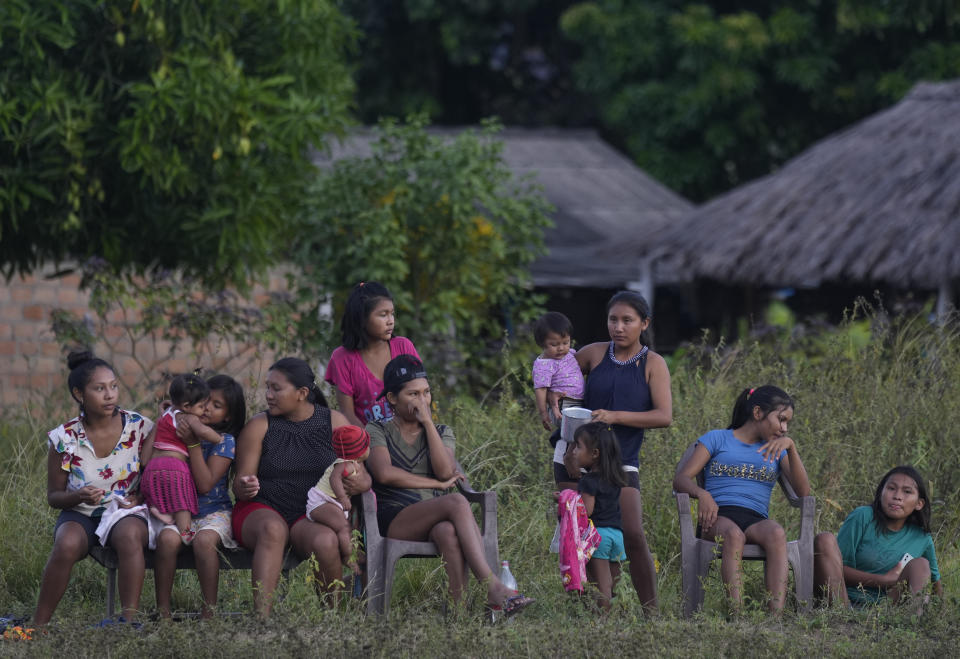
xmin=2 ymin=310 xmax=958 ymax=655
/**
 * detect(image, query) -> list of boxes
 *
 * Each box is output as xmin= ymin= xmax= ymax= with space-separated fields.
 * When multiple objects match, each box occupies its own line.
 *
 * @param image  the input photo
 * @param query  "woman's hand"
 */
xmin=758 ymin=436 xmax=794 ymax=463
xmin=175 ymin=415 xmax=195 ymax=442
xmin=697 ymin=491 xmax=719 ymax=530
xmin=440 ymin=472 xmax=464 ymax=489
xmin=120 ymin=491 xmax=143 ymax=508
xmin=881 ymin=562 xmax=905 ymax=587
xmin=342 ymin=463 xmax=372 ymax=496
xmin=77 ymin=485 xmax=106 ymax=505
xmin=236 ymin=474 xmax=260 ymax=500
xmin=590 ymin=409 xmax=618 ymax=425
xmin=410 ymin=397 xmax=432 ymax=426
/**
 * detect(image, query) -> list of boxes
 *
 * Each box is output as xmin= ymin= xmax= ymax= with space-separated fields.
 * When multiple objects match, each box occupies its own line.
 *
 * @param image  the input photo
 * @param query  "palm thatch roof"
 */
xmin=643 ymin=78 xmax=960 ymax=290
xmin=316 ymin=128 xmax=693 ymax=288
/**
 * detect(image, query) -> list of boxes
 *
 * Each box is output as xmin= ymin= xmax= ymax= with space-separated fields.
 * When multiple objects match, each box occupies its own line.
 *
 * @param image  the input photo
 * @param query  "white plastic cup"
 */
xmin=561 ymin=407 xmax=593 ymax=444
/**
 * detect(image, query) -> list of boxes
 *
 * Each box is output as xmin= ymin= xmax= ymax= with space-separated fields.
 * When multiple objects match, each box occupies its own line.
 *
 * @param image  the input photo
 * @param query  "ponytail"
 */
xmin=728 ymin=385 xmax=794 ymax=430
xmin=268 ymin=357 xmax=329 ymax=408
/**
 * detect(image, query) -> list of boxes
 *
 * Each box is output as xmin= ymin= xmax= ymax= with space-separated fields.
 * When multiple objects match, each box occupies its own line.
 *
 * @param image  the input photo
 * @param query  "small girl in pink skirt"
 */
xmin=141 ymin=373 xmax=222 ymax=541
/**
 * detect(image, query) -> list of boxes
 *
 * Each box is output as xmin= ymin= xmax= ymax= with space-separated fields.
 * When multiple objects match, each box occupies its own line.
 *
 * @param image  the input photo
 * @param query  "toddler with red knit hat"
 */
xmin=306 ymin=424 xmax=371 ymax=572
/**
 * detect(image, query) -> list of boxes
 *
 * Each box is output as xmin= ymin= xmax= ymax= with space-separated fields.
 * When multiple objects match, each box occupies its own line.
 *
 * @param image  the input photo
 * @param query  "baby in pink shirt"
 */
xmin=532 ymin=312 xmax=585 ymax=431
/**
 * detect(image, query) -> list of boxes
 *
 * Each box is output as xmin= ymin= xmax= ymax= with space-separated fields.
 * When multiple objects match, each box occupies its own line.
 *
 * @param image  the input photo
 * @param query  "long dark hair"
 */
xmin=269 ymin=358 xmax=328 ymax=407
xmin=606 ymin=290 xmax=652 ymax=347
xmin=871 ymin=465 xmax=932 ymax=535
xmin=66 ymin=350 xmax=116 ymax=415
xmin=575 ymin=422 xmax=627 ymax=488
xmin=340 ymin=281 xmax=393 ymax=351
xmin=728 ymin=385 xmax=794 ymax=430
xmin=207 ymin=374 xmax=246 ymax=438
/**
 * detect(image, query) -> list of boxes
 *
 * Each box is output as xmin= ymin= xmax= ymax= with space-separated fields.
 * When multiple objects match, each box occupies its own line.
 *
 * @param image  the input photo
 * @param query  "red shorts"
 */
xmin=231 ymin=500 xmax=307 ymax=548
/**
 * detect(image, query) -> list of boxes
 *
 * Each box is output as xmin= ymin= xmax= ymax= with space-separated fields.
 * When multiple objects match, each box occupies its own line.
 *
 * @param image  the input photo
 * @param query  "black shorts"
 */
xmin=54 ymin=510 xmax=100 ymax=552
xmin=716 ymin=505 xmax=767 ymax=532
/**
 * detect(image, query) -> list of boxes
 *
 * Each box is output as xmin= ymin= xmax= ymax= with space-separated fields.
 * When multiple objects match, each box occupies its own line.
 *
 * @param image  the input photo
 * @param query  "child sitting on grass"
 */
xmin=141 ymin=373 xmax=222 ymax=542
xmin=306 ymin=424 xmax=370 ymax=573
xmin=813 ymin=465 xmax=942 ymax=609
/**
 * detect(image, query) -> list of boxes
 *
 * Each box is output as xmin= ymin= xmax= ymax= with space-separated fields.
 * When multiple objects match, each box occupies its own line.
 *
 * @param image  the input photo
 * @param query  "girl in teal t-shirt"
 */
xmin=813 ymin=466 xmax=942 ymax=606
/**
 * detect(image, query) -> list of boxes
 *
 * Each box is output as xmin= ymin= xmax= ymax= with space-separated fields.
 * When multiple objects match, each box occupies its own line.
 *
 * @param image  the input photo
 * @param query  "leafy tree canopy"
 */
xmin=0 ymin=0 xmax=355 ymax=285
xmin=292 ymin=117 xmax=552 ymax=387
xmin=561 ymin=0 xmax=960 ymax=200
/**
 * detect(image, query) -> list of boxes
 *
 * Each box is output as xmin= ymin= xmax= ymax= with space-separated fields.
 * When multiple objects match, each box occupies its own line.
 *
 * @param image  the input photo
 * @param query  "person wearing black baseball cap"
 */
xmin=366 ymin=355 xmax=534 ymax=616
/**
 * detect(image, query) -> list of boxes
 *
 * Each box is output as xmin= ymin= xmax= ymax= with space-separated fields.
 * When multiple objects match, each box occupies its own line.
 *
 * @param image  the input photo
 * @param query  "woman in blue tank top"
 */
xmin=554 ymin=290 xmax=672 ymax=613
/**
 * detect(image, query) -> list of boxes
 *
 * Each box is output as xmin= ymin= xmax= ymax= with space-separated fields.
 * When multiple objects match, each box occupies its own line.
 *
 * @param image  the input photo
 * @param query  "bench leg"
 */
xmin=106 ymin=567 xmax=117 ymax=619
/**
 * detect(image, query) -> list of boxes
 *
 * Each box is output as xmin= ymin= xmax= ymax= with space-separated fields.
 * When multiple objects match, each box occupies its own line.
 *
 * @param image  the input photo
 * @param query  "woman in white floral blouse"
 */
xmin=33 ymin=351 xmax=154 ymax=626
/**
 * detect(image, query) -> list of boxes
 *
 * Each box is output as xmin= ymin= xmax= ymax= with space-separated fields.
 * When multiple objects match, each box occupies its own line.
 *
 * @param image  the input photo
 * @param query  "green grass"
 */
xmin=2 ymin=311 xmax=959 ymax=656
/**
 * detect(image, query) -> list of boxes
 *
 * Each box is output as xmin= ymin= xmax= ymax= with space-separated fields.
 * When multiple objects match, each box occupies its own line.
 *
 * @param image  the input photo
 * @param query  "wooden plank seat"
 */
xmin=89 ymin=545 xmax=303 ymax=618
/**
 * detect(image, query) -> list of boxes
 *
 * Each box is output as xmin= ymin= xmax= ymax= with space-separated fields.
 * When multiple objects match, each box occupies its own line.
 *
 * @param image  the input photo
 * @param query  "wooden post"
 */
xmin=936 ymin=280 xmax=953 ymax=323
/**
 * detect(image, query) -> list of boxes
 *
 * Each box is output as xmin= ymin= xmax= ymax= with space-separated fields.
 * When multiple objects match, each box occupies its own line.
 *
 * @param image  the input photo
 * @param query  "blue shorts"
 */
xmin=593 ymin=526 xmax=625 ymax=562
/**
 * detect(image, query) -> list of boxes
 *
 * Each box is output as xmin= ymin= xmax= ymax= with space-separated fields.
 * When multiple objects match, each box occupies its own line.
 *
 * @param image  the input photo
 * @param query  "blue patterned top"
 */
xmin=196 ymin=433 xmax=235 ymax=517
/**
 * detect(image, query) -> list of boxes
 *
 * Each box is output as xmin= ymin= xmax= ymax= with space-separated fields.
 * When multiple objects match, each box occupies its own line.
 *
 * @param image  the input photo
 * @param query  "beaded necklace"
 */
xmin=608 ymin=341 xmax=648 ymax=366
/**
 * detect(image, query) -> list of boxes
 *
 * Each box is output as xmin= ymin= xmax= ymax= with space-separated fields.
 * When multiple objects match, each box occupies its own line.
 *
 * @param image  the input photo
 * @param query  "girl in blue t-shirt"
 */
xmin=570 ymin=422 xmax=628 ymax=611
xmin=812 ymin=466 xmax=942 ymax=608
xmin=673 ymin=385 xmax=810 ymax=613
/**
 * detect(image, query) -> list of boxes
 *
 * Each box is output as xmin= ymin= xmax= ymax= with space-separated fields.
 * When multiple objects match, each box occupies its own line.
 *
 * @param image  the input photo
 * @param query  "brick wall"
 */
xmin=0 ymin=265 xmax=290 ymax=411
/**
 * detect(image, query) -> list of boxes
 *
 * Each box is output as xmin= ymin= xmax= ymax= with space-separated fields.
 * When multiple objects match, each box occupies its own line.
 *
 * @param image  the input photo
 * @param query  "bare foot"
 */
xmin=150 ymin=506 xmax=174 ymax=525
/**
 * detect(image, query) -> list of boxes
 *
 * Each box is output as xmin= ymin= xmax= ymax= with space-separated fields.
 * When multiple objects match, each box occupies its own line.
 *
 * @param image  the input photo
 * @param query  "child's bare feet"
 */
xmin=150 ymin=506 xmax=174 ymax=525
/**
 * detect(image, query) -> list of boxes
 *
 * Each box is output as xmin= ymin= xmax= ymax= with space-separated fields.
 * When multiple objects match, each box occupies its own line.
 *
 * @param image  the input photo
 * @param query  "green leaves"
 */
xmin=1 ymin=0 xmax=355 ymax=286
xmin=295 ymin=116 xmax=551 ymax=387
xmin=561 ymin=1 xmax=960 ymax=201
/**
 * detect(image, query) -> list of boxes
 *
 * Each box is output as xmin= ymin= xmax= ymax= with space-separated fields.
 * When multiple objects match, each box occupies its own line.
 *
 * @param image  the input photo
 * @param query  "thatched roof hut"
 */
xmin=317 ymin=128 xmax=693 ymax=290
xmin=644 ymin=79 xmax=960 ymax=301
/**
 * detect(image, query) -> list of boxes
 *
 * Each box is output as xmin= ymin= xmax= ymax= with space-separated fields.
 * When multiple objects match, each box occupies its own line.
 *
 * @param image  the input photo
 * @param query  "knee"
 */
xmin=257 ymin=519 xmax=290 ymax=548
xmin=448 ymin=493 xmax=469 ymax=512
xmin=110 ymin=523 xmax=147 ymax=555
xmin=722 ymin=528 xmax=746 ymax=550
xmin=767 ymin=523 xmax=787 ymax=546
xmin=814 ymin=532 xmax=837 ymax=554
xmin=156 ymin=529 xmax=182 ymax=555
xmin=904 ymin=557 xmax=931 ymax=579
xmin=192 ymin=531 xmax=220 ymax=555
xmin=51 ymin=531 xmax=87 ymax=562
xmin=431 ymin=521 xmax=458 ymax=547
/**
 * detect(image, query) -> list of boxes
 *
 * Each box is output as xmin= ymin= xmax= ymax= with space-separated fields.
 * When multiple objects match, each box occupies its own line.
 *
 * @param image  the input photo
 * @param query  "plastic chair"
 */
xmin=673 ymin=442 xmax=815 ymax=617
xmin=361 ymin=461 xmax=499 ymax=615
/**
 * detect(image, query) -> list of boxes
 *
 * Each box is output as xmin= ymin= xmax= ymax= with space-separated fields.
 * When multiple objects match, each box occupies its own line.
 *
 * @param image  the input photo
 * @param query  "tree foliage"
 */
xmin=0 ymin=0 xmax=355 ymax=284
xmin=561 ymin=1 xmax=960 ymax=201
xmin=294 ymin=117 xmax=552 ymax=387
xmin=342 ymin=0 xmax=586 ymax=126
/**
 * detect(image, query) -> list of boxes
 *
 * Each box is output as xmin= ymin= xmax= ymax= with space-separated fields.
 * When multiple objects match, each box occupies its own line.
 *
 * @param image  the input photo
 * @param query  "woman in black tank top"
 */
xmin=232 ymin=358 xmax=371 ymax=617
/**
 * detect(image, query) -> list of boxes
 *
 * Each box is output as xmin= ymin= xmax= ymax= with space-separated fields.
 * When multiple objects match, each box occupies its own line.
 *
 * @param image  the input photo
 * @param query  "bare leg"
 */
xmin=745 ymin=519 xmax=788 ymax=613
xmin=289 ymin=518 xmax=343 ymax=602
xmin=428 ymin=521 xmax=467 ymax=603
xmin=239 ymin=508 xmax=290 ymax=617
xmin=150 ymin=506 xmax=174 ymax=526
xmin=813 ymin=532 xmax=849 ymax=606
xmin=701 ymin=517 xmax=746 ymax=611
xmin=108 ymin=516 xmax=148 ymax=621
xmin=620 ymin=487 xmax=657 ymax=613
xmin=889 ymin=557 xmax=931 ymax=612
xmin=173 ymin=510 xmax=192 ymax=537
xmin=387 ymin=494 xmax=513 ymax=605
xmin=308 ymin=503 xmax=355 ymax=571
xmin=33 ymin=523 xmax=89 ymax=625
xmin=154 ymin=527 xmax=183 ymax=618
xmin=586 ymin=558 xmax=614 ymax=611
xmin=191 ymin=529 xmax=222 ymax=618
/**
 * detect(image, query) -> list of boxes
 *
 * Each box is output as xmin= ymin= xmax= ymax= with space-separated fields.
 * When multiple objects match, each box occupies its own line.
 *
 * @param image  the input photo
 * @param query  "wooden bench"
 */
xmin=89 ymin=545 xmax=303 ymax=618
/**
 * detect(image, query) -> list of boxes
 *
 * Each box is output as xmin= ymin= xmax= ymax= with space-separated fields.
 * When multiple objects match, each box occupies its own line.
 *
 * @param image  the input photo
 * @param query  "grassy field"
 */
xmin=1 ymin=311 xmax=958 ymax=657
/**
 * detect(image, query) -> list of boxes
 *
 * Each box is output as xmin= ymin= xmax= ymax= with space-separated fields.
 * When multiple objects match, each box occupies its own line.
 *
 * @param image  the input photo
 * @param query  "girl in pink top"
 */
xmin=325 ymin=281 xmax=420 ymax=426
